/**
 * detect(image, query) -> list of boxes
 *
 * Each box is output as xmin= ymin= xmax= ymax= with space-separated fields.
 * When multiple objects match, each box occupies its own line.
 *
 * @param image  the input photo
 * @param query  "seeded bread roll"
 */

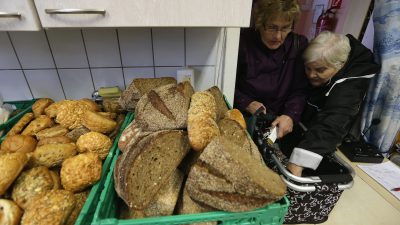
xmin=0 ymin=134 xmax=37 ymax=153
xmin=60 ymin=153 xmax=102 ymax=193
xmin=119 ymin=77 xmax=177 ymax=111
xmin=187 ymin=91 xmax=219 ymax=151
xmin=134 ymin=81 xmax=194 ymax=131
xmin=0 ymin=152 xmax=29 ymax=195
xmin=0 ymin=199 xmax=22 ymax=225
xmin=114 ymin=130 xmax=190 ymax=210
xmin=186 ymin=137 xmax=286 ymax=212
xmin=7 ymin=113 xmax=34 ymax=136
xmin=76 ymin=131 xmax=112 ymax=159
xmin=11 ymin=166 xmax=59 ymax=209
xmin=32 ymin=98 xmax=54 ymax=118
xmin=20 ymin=190 xmax=76 ymax=225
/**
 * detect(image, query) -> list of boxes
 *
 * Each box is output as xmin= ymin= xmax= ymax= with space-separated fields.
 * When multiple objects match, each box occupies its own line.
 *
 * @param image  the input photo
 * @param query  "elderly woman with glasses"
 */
xmin=234 ymin=0 xmax=309 ymax=139
xmin=286 ymin=31 xmax=380 ymax=176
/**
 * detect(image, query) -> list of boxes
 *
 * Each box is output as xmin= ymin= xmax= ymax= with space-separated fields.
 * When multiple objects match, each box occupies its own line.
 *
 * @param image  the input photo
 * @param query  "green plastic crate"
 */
xmin=75 ymin=112 xmax=135 ymax=225
xmin=91 ymin=148 xmax=289 ymax=225
xmin=0 ymin=99 xmax=36 ymax=138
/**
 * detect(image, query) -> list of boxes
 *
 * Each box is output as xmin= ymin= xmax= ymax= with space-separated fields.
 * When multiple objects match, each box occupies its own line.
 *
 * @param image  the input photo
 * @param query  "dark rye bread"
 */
xmin=115 ymin=130 xmax=190 ymax=210
xmin=218 ymin=118 xmax=265 ymax=165
xmin=134 ymin=81 xmax=194 ymax=131
xmin=186 ymin=137 xmax=286 ymax=212
xmin=207 ymin=86 xmax=228 ymax=121
xmin=119 ymin=77 xmax=177 ymax=111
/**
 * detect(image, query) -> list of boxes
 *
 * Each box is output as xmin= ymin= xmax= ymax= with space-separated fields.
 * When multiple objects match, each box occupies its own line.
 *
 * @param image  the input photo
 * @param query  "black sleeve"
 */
xmin=297 ymin=78 xmax=371 ymax=155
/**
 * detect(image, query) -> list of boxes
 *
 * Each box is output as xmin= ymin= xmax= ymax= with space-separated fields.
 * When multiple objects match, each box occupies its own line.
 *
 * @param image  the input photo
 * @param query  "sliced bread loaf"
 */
xmin=116 ymin=130 xmax=190 ymax=210
xmin=134 ymin=81 xmax=194 ymax=131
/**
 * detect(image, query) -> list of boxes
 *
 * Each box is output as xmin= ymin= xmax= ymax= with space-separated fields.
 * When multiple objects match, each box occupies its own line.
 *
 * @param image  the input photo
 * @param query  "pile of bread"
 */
xmin=0 ymin=98 xmax=121 ymax=225
xmin=115 ymin=77 xmax=287 ymax=222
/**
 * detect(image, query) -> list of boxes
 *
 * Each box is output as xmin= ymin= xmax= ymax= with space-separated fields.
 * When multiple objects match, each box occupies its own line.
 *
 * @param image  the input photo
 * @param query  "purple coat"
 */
xmin=234 ymin=29 xmax=309 ymax=123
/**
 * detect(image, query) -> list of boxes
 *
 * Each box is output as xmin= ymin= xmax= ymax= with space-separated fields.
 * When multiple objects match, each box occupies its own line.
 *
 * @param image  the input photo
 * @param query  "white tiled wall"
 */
xmin=0 ymin=28 xmax=221 ymax=101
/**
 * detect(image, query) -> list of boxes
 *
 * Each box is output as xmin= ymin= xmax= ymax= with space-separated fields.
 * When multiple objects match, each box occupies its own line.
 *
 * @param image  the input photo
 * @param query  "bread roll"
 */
xmin=21 ymin=115 xmax=54 ymax=136
xmin=66 ymin=126 xmax=90 ymax=142
xmin=35 ymin=125 xmax=69 ymax=140
xmin=0 ymin=199 xmax=22 ymax=225
xmin=0 ymin=152 xmax=29 ymax=195
xmin=32 ymin=98 xmax=54 ymax=118
xmin=37 ymin=136 xmax=73 ymax=146
xmin=0 ymin=134 xmax=37 ymax=153
xmin=60 ymin=153 xmax=102 ymax=193
xmin=20 ymin=190 xmax=76 ymax=225
xmin=30 ymin=143 xmax=77 ymax=168
xmin=7 ymin=113 xmax=34 ymax=136
xmin=76 ymin=131 xmax=112 ymax=159
xmin=82 ymin=110 xmax=117 ymax=133
xmin=65 ymin=191 xmax=89 ymax=225
xmin=78 ymin=98 xmax=100 ymax=112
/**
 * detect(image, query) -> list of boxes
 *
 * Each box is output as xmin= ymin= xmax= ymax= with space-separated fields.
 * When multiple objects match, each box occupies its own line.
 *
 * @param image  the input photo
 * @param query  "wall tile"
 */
xmin=24 ymin=69 xmax=65 ymax=101
xmin=193 ymin=66 xmax=216 ymax=91
xmin=155 ymin=67 xmax=179 ymax=80
xmin=59 ymin=69 xmax=94 ymax=100
xmin=0 ymin=70 xmax=32 ymax=101
xmin=0 ymin=32 xmax=20 ymax=69
xmin=123 ymin=67 xmax=155 ymax=87
xmin=186 ymin=28 xmax=219 ymax=66
xmin=152 ymin=28 xmax=184 ymax=67
xmin=8 ymin=31 xmax=55 ymax=69
xmin=82 ymin=29 xmax=121 ymax=67
xmin=118 ymin=28 xmax=153 ymax=67
xmin=91 ymin=68 xmax=125 ymax=90
xmin=46 ymin=29 xmax=89 ymax=68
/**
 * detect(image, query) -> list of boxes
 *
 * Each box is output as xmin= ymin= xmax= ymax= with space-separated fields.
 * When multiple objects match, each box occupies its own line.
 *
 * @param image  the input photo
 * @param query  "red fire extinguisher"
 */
xmin=315 ymin=8 xmax=336 ymax=37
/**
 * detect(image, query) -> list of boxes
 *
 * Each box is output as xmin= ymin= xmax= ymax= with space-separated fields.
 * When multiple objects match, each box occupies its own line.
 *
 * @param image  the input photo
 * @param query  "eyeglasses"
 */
xmin=263 ymin=25 xmax=292 ymax=34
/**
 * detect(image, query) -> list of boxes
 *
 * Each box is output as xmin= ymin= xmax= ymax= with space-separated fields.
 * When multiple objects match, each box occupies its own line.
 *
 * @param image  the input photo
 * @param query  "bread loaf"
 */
xmin=224 ymin=109 xmax=246 ymax=129
xmin=0 ymin=134 xmax=37 ymax=153
xmin=0 ymin=152 xmax=29 ymax=195
xmin=30 ymin=143 xmax=77 ymax=168
xmin=115 ymin=130 xmax=190 ymax=210
xmin=187 ymin=91 xmax=219 ymax=151
xmin=60 ymin=153 xmax=102 ymax=193
xmin=21 ymin=115 xmax=54 ymax=136
xmin=119 ymin=77 xmax=177 ymax=111
xmin=134 ymin=81 xmax=194 ymax=131
xmin=20 ymin=190 xmax=76 ymax=225
xmin=207 ymin=86 xmax=228 ymax=121
xmin=186 ymin=137 xmax=286 ymax=212
xmin=66 ymin=126 xmax=90 ymax=142
xmin=32 ymin=98 xmax=54 ymax=118
xmin=0 ymin=199 xmax=22 ymax=225
xmin=35 ymin=125 xmax=69 ymax=140
xmin=82 ymin=110 xmax=117 ymax=133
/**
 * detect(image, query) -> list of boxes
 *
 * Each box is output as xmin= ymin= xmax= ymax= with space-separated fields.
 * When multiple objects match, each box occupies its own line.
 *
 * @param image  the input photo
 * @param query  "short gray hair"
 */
xmin=303 ymin=31 xmax=351 ymax=69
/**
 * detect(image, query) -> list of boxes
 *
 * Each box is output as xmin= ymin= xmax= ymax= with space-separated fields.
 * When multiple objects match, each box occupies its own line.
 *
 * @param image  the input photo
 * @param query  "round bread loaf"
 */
xmin=0 ymin=199 xmax=22 ymax=225
xmin=0 ymin=134 xmax=37 ymax=153
xmin=76 ymin=131 xmax=112 ymax=159
xmin=60 ymin=153 xmax=102 ymax=193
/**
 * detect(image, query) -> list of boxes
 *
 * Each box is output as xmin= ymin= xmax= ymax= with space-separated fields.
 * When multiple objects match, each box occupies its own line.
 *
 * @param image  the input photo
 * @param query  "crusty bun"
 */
xmin=82 ymin=110 xmax=117 ymax=133
xmin=224 ymin=109 xmax=246 ymax=129
xmin=1 ymin=135 xmax=37 ymax=153
xmin=0 ymin=152 xmax=29 ymax=195
xmin=0 ymin=199 xmax=22 ymax=225
xmin=76 ymin=132 xmax=112 ymax=160
xmin=37 ymin=136 xmax=73 ymax=146
xmin=32 ymin=98 xmax=54 ymax=118
xmin=7 ymin=113 xmax=34 ymax=136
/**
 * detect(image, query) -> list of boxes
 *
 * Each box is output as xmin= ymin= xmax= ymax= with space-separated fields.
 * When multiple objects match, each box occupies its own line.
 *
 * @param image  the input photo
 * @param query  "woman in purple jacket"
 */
xmin=234 ymin=0 xmax=309 ymax=139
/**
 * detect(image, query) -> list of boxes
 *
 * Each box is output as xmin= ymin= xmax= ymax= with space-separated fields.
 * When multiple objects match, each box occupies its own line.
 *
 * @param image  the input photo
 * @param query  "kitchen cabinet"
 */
xmin=33 ymin=0 xmax=252 ymax=28
xmin=0 ymin=0 xmax=41 ymax=31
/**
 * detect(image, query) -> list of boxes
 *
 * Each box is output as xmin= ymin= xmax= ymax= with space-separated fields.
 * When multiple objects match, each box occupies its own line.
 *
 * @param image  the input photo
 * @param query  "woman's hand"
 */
xmin=272 ymin=115 xmax=293 ymax=138
xmin=246 ymin=101 xmax=266 ymax=115
xmin=287 ymin=162 xmax=303 ymax=177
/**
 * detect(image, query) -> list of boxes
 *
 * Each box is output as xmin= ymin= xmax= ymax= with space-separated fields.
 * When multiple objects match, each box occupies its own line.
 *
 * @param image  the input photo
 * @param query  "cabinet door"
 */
xmin=34 ymin=0 xmax=252 ymax=28
xmin=0 ymin=0 xmax=41 ymax=31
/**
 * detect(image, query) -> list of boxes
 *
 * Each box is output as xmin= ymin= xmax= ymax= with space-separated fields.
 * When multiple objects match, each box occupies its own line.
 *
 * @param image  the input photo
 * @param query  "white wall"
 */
xmin=0 ymin=28 xmax=222 ymax=101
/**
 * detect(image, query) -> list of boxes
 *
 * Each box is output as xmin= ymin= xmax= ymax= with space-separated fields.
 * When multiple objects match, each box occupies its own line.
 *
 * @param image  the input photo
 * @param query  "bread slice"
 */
xmin=118 ymin=120 xmax=151 ymax=153
xmin=186 ymin=137 xmax=286 ymax=212
xmin=119 ymin=77 xmax=177 ymax=111
xmin=134 ymin=81 xmax=194 ymax=131
xmin=116 ymin=130 xmax=190 ymax=210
